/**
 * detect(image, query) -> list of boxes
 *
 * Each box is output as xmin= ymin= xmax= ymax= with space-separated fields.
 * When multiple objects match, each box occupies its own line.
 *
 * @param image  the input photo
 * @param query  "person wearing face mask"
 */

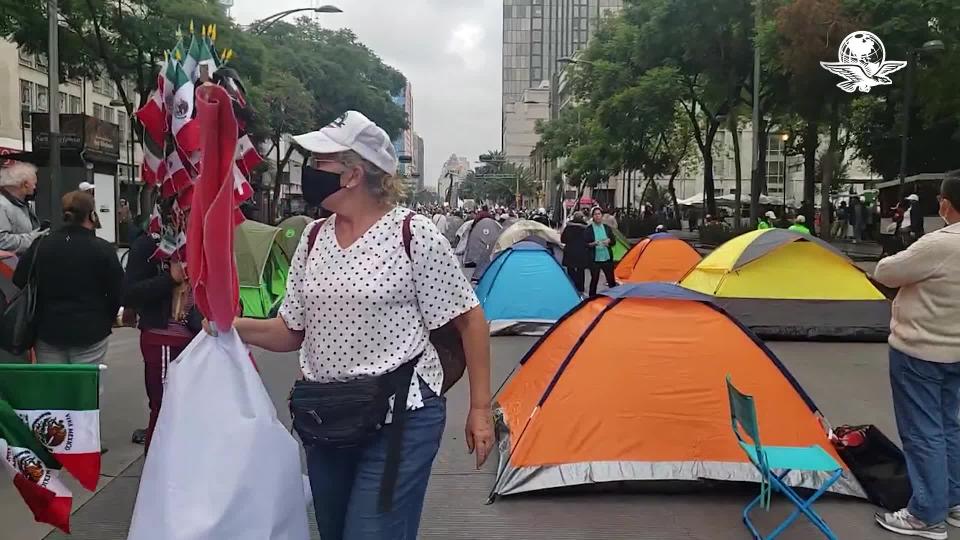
xmin=222 ymin=111 xmax=493 ymax=540
xmin=873 ymin=173 xmax=960 ymax=539
xmin=12 ymin=191 xmax=124 ymax=365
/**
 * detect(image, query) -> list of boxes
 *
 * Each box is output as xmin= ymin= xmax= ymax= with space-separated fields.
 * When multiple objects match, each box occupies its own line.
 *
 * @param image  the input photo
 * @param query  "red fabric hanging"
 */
xmin=188 ymin=84 xmax=239 ymax=331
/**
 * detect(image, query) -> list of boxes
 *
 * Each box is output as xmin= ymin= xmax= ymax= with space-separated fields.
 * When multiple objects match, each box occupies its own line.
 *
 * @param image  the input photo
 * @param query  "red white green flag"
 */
xmin=0 ymin=364 xmax=101 ymax=491
xmin=0 ymin=400 xmax=72 ymax=533
xmin=171 ymin=61 xmax=199 ymax=152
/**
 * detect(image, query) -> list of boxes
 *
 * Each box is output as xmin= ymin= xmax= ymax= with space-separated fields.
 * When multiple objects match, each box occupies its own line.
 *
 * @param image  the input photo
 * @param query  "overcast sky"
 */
xmin=232 ymin=0 xmax=501 ymax=187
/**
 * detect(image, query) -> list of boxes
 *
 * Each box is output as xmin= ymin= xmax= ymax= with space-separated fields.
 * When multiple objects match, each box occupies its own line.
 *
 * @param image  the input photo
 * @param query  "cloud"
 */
xmin=447 ymin=23 xmax=487 ymax=69
xmin=231 ymin=0 xmax=503 ymax=186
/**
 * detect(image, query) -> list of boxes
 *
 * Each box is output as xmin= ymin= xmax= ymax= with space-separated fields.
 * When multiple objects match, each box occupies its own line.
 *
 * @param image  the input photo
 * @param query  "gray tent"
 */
xmin=444 ymin=215 xmax=464 ymax=246
xmin=463 ymin=217 xmax=501 ymax=269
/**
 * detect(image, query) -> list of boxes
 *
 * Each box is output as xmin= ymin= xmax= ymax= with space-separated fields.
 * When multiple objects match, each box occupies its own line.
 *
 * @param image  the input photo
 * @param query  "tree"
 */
xmin=256 ymin=20 xmax=407 ymax=139
xmin=841 ymin=0 xmax=960 ymax=187
xmin=768 ymin=0 xmax=860 ymax=237
xmin=460 ymin=151 xmax=537 ymax=206
xmin=576 ymin=0 xmax=754 ymax=217
xmin=248 ymin=72 xmax=314 ymax=222
xmin=1 ymin=0 xmax=247 ymax=115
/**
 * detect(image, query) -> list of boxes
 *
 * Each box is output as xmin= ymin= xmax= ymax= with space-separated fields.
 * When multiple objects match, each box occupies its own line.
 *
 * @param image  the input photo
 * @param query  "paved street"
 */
xmin=0 ymin=328 xmax=907 ymax=540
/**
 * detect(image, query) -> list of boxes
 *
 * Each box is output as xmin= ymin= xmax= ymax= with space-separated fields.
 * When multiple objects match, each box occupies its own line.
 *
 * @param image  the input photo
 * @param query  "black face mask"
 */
xmin=301 ymin=166 xmax=344 ymax=208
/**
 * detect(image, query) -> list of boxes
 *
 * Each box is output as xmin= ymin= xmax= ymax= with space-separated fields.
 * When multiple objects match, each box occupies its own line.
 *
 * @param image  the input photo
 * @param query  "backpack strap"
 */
xmin=401 ymin=211 xmax=415 ymax=260
xmin=306 ymin=219 xmax=324 ymax=255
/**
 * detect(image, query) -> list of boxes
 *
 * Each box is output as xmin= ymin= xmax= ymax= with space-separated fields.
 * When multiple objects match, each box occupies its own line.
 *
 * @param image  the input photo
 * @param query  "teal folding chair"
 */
xmin=726 ymin=375 xmax=843 ymax=539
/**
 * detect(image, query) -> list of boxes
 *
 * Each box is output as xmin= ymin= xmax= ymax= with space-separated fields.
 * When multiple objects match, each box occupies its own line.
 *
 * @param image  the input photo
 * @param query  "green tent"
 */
xmin=235 ymin=220 xmax=290 ymax=318
xmin=278 ymin=215 xmax=314 ymax=260
xmin=611 ymin=227 xmax=631 ymax=262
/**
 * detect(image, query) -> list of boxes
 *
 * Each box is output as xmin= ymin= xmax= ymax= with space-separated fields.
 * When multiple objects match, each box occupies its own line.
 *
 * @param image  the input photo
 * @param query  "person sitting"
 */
xmin=788 ymin=214 xmax=811 ymax=235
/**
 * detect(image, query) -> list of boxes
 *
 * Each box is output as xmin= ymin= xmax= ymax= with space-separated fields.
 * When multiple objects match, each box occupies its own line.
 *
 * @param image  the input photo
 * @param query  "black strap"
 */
xmin=306 ymin=219 xmax=324 ymax=255
xmin=401 ymin=211 xmax=414 ymax=259
xmin=377 ymin=359 xmax=418 ymax=513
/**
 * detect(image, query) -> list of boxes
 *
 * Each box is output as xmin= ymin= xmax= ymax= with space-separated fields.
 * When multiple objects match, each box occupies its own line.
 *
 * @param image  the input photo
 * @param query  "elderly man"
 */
xmin=0 ymin=162 xmax=43 ymax=256
xmin=874 ymin=173 xmax=960 ymax=540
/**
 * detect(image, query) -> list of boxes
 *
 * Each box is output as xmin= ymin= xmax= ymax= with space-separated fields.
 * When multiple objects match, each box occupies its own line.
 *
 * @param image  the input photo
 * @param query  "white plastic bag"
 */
xmin=128 ymin=329 xmax=309 ymax=540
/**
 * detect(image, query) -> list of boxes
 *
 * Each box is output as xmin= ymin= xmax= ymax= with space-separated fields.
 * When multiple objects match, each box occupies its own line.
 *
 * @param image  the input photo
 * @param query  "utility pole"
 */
xmin=749 ymin=0 xmax=761 ymax=227
xmin=48 ymin=0 xmax=62 ymax=227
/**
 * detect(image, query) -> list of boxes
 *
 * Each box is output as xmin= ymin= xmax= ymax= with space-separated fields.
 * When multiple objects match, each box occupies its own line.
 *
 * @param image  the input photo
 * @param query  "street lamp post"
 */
xmin=48 ymin=0 xmax=62 ymax=228
xmin=252 ymin=5 xmax=343 ymax=34
xmin=898 ymin=39 xmax=945 ymax=198
xmin=781 ymin=132 xmax=789 ymax=205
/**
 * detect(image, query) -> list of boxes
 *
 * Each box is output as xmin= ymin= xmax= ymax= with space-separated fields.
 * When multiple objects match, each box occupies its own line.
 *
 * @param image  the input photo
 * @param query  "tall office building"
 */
xmin=502 ymin=0 xmax=623 ymax=122
xmin=502 ymin=0 xmax=622 ymax=164
xmin=391 ymin=81 xmax=415 ymax=176
xmin=414 ymin=133 xmax=425 ymax=190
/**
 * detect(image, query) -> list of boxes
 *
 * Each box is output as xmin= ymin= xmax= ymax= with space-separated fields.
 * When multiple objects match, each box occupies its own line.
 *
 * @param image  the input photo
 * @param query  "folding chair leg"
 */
xmin=743 ymin=492 xmax=765 ymax=540
xmin=768 ymin=470 xmax=842 ymax=540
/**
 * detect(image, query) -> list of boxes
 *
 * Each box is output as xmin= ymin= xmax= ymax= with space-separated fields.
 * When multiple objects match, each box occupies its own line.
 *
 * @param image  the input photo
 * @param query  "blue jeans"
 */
xmin=889 ymin=347 xmax=960 ymax=524
xmin=304 ymin=382 xmax=446 ymax=540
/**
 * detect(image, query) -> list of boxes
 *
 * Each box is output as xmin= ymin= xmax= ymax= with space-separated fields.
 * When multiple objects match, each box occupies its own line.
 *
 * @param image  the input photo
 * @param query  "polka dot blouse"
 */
xmin=279 ymin=207 xmax=479 ymax=411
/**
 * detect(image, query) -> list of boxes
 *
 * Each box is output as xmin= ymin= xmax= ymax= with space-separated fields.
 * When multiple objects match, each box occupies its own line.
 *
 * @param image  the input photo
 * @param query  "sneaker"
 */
xmin=947 ymin=505 xmax=960 ymax=528
xmin=875 ymin=509 xmax=947 ymax=539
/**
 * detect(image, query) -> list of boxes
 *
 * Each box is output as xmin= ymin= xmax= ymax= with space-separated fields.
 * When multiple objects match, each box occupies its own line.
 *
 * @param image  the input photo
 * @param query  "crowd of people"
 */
xmin=1 ymin=110 xmax=959 ymax=539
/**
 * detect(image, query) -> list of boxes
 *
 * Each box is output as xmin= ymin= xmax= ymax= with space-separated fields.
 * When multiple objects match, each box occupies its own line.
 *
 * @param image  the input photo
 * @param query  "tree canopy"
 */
xmin=1 ymin=2 xmax=407 ymax=145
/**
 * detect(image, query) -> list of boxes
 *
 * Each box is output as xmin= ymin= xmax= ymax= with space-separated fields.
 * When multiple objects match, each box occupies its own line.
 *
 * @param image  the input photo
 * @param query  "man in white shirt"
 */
xmin=874 ymin=173 xmax=960 ymax=540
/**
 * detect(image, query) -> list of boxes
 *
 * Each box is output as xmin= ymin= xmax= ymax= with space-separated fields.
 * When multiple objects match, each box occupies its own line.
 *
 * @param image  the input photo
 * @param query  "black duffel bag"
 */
xmin=834 ymin=424 xmax=912 ymax=511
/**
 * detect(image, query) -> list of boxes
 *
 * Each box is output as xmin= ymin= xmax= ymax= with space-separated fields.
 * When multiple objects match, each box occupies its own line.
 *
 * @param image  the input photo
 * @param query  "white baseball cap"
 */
xmin=79 ymin=181 xmax=95 ymax=192
xmin=293 ymin=111 xmax=398 ymax=175
xmin=906 ymin=194 xmax=920 ymax=201
xmin=764 ymin=210 xmax=776 ymax=219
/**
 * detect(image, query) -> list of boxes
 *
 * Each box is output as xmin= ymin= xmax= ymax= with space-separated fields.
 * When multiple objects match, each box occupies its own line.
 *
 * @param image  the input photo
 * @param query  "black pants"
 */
xmin=565 ymin=266 xmax=585 ymax=293
xmin=589 ymin=261 xmax=616 ymax=296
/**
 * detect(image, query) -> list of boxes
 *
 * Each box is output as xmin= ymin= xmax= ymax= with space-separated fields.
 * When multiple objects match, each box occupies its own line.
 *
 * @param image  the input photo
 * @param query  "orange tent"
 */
xmin=614 ymin=233 xmax=701 ymax=283
xmin=492 ymin=283 xmax=865 ymax=499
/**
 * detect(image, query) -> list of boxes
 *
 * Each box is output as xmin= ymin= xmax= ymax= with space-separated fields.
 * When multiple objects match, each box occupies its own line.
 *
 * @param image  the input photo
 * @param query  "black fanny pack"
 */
xmin=289 ymin=355 xmax=421 ymax=512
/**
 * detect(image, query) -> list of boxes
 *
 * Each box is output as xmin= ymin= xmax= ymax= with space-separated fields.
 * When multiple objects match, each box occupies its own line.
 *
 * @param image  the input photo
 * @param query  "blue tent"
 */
xmin=475 ymin=241 xmax=581 ymax=332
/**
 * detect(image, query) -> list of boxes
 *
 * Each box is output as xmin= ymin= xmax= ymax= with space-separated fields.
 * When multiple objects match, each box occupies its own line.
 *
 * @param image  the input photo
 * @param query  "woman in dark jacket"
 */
xmin=14 ymin=191 xmax=123 ymax=365
xmin=122 ymin=200 xmax=201 ymax=451
xmin=560 ymin=211 xmax=589 ymax=293
xmin=583 ymin=206 xmax=618 ymax=296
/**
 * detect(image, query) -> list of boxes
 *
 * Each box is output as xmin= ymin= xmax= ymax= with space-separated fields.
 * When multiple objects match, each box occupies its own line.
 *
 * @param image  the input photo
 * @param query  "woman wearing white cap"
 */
xmin=228 ymin=111 xmax=493 ymax=539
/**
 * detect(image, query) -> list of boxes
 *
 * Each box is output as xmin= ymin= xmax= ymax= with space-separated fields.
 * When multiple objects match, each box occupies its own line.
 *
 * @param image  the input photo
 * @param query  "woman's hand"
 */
xmin=202 ymin=317 xmax=242 ymax=337
xmin=465 ymin=406 xmax=494 ymax=469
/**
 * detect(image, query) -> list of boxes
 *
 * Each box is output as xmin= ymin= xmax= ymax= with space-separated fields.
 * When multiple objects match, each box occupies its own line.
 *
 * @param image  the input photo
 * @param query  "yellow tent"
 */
xmin=680 ymin=229 xmax=889 ymax=341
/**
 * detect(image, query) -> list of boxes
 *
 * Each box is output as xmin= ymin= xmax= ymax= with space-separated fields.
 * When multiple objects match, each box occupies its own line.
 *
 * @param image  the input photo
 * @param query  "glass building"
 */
xmin=502 ymin=0 xmax=623 ymax=128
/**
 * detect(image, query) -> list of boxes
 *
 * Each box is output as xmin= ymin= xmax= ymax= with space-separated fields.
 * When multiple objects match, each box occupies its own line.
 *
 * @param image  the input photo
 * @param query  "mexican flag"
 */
xmin=170 ymin=61 xmax=199 ymax=153
xmin=183 ymin=33 xmax=201 ymax=84
xmin=0 ymin=364 xmax=101 ymax=491
xmin=0 ymin=400 xmax=73 ymax=533
xmin=235 ymin=134 xmax=263 ymax=175
xmin=135 ymin=85 xmax=166 ymax=146
xmin=196 ymin=27 xmax=218 ymax=81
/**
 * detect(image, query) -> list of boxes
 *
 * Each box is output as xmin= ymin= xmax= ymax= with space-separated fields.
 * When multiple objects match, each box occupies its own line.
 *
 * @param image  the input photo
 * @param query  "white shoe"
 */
xmin=875 ymin=508 xmax=948 ymax=539
xmin=946 ymin=505 xmax=960 ymax=528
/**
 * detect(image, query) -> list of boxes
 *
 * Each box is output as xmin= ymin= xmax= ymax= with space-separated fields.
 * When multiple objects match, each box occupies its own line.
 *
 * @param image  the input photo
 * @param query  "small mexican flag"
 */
xmin=0 ymin=364 xmax=101 ymax=492
xmin=0 ymin=394 xmax=76 ymax=532
xmin=171 ymin=60 xmax=199 ymax=153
